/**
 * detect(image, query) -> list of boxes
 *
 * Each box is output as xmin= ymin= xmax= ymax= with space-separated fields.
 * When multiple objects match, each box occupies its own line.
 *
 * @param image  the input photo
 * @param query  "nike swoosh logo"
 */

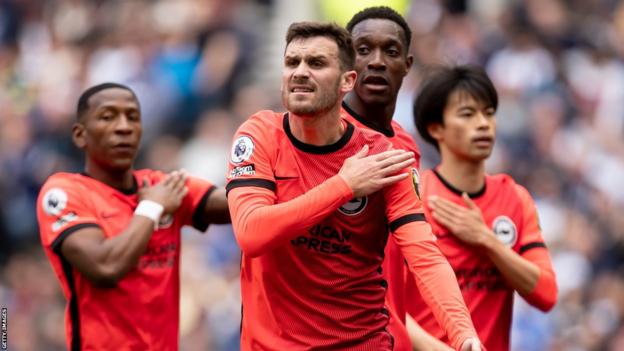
xmin=101 ymin=212 xmax=119 ymax=219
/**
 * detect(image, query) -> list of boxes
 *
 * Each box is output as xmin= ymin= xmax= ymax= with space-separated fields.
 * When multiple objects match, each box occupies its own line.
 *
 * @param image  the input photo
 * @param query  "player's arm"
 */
xmin=428 ymin=189 xmax=557 ymax=311
xmin=60 ymin=172 xmax=188 ymax=288
xmin=405 ymin=313 xmax=453 ymax=351
xmin=202 ymin=187 xmax=230 ymax=223
xmin=384 ymin=172 xmax=480 ymax=351
xmin=228 ymin=145 xmax=414 ymax=257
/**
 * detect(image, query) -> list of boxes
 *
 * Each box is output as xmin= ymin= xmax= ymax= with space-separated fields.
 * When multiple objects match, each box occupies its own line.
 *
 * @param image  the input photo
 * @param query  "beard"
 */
xmin=282 ymin=77 xmax=341 ymax=117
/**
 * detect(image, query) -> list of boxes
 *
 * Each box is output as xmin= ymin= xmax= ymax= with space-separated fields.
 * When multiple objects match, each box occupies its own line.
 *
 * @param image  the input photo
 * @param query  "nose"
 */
xmin=293 ymin=61 xmax=310 ymax=80
xmin=114 ymin=115 xmax=133 ymax=134
xmin=367 ymin=49 xmax=386 ymax=70
xmin=475 ymin=112 xmax=491 ymax=130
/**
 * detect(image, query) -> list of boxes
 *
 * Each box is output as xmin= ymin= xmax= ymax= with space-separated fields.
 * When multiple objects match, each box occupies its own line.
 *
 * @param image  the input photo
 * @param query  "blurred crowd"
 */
xmin=1 ymin=0 xmax=623 ymax=350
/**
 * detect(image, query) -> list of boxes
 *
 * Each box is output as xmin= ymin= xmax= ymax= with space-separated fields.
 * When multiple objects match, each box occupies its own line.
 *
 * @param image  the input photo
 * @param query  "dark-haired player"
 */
xmin=406 ymin=65 xmax=558 ymax=351
xmin=341 ymin=7 xmax=453 ymax=350
xmin=36 ymin=83 xmax=230 ymax=350
xmin=227 ymin=22 xmax=480 ymax=351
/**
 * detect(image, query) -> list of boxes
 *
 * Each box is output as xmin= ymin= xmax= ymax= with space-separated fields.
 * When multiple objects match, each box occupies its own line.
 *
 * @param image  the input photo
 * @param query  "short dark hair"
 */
xmin=286 ymin=21 xmax=355 ymax=71
xmin=414 ymin=65 xmax=498 ymax=149
xmin=346 ymin=6 xmax=412 ymax=51
xmin=76 ymin=82 xmax=136 ymax=120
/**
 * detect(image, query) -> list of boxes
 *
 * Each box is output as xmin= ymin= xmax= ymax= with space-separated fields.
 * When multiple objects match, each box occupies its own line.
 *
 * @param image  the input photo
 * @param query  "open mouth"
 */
xmin=290 ymin=86 xmax=314 ymax=93
xmin=362 ymin=75 xmax=389 ymax=86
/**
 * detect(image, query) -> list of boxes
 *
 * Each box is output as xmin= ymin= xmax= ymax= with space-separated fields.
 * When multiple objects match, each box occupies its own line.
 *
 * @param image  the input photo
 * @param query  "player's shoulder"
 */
xmin=487 ymin=173 xmax=533 ymax=199
xmin=240 ymin=110 xmax=284 ymax=133
xmin=40 ymin=172 xmax=85 ymax=193
xmin=356 ymin=124 xmax=392 ymax=153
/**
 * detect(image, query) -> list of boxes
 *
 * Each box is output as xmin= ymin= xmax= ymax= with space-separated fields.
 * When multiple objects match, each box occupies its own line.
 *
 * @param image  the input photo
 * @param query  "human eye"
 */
xmin=357 ymin=46 xmax=370 ymax=55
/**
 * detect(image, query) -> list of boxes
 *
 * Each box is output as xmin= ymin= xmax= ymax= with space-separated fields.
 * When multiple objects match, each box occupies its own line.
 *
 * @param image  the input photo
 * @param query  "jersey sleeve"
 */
xmin=514 ymin=184 xmax=558 ymax=311
xmin=37 ymin=176 xmax=101 ymax=254
xmin=385 ymin=172 xmax=478 ymax=350
xmin=182 ymin=175 xmax=216 ymax=231
xmin=226 ymin=114 xmax=276 ymax=195
xmin=228 ymin=175 xmax=353 ymax=258
xmin=383 ymin=167 xmax=429 ymax=239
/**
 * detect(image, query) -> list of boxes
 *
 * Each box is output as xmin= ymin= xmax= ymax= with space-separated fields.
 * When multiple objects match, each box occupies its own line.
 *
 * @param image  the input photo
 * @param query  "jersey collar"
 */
xmin=341 ymin=101 xmax=395 ymax=137
xmin=432 ymin=169 xmax=486 ymax=198
xmin=283 ymin=113 xmax=354 ymax=154
xmin=80 ymin=172 xmax=139 ymax=195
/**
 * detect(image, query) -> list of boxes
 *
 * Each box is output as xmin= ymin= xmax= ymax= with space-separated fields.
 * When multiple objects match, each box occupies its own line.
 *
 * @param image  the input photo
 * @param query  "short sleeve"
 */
xmin=226 ymin=114 xmax=276 ymax=196
xmin=183 ymin=176 xmax=215 ymax=231
xmin=514 ymin=184 xmax=548 ymax=255
xmin=36 ymin=176 xmax=101 ymax=254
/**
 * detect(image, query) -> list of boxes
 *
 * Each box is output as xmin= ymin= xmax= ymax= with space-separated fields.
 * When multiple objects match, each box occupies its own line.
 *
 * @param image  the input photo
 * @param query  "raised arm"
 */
xmin=228 ymin=145 xmax=414 ymax=257
xmin=428 ymin=188 xmax=557 ymax=311
xmin=59 ymin=172 xmax=187 ymax=287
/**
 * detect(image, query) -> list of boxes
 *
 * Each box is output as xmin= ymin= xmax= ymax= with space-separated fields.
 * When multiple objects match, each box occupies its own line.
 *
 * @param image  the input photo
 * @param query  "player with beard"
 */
xmin=406 ymin=65 xmax=557 ymax=351
xmin=37 ymin=83 xmax=230 ymax=350
xmin=226 ymin=22 xmax=481 ymax=351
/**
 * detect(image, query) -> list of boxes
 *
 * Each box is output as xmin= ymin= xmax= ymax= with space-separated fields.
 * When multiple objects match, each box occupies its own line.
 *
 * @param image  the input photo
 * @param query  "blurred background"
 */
xmin=0 ymin=0 xmax=623 ymax=350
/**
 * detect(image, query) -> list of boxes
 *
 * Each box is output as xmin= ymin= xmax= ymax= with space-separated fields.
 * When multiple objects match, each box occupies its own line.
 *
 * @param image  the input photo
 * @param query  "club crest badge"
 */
xmin=339 ymin=197 xmax=367 ymax=216
xmin=231 ymin=136 xmax=254 ymax=164
xmin=42 ymin=188 xmax=68 ymax=216
xmin=492 ymin=216 xmax=517 ymax=247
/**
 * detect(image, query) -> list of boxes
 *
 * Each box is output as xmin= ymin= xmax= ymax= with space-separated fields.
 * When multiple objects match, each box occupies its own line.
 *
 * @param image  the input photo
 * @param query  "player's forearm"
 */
xmin=515 ymin=248 xmax=557 ymax=311
xmin=406 ymin=313 xmax=453 ymax=351
xmin=481 ymin=233 xmax=541 ymax=295
xmin=93 ymin=216 xmax=156 ymax=285
xmin=394 ymin=224 xmax=478 ymax=350
xmin=229 ymin=175 xmax=353 ymax=257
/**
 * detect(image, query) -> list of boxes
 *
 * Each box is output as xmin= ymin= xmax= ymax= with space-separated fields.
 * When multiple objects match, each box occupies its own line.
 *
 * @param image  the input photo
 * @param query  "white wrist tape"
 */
xmin=134 ymin=200 xmax=164 ymax=228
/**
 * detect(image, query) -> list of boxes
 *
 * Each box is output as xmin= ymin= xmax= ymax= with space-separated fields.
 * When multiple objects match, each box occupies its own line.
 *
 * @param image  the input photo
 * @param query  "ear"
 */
xmin=72 ymin=122 xmax=87 ymax=149
xmin=427 ymin=122 xmax=444 ymax=142
xmin=340 ymin=70 xmax=357 ymax=94
xmin=404 ymin=54 xmax=414 ymax=76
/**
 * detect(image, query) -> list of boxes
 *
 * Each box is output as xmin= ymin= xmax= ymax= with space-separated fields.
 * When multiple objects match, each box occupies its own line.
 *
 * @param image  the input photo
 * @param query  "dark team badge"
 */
xmin=411 ymin=168 xmax=421 ymax=199
xmin=338 ymin=197 xmax=367 ymax=216
xmin=42 ymin=188 xmax=68 ymax=216
xmin=231 ymin=136 xmax=254 ymax=164
xmin=492 ymin=216 xmax=518 ymax=247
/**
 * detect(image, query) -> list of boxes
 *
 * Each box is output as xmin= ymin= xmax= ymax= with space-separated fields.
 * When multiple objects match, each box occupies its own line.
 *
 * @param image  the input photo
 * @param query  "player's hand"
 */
xmin=412 ymin=337 xmax=454 ymax=351
xmin=428 ymin=193 xmax=494 ymax=247
xmin=339 ymin=145 xmax=414 ymax=198
xmin=459 ymin=337 xmax=481 ymax=351
xmin=138 ymin=170 xmax=188 ymax=214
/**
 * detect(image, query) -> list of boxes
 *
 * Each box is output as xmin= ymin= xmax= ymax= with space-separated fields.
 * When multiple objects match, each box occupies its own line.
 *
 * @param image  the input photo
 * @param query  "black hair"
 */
xmin=346 ymin=6 xmax=412 ymax=51
xmin=286 ymin=21 xmax=355 ymax=71
xmin=76 ymin=82 xmax=136 ymax=120
xmin=413 ymin=65 xmax=498 ymax=149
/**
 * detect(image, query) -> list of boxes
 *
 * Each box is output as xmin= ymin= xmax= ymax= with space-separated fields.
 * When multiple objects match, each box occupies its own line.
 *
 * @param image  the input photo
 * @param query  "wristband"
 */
xmin=134 ymin=200 xmax=164 ymax=229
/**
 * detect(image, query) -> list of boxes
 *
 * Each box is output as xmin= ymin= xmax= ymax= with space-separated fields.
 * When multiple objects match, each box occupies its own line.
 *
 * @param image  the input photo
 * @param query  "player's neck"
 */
xmin=84 ymin=160 xmax=135 ymax=192
xmin=344 ymin=93 xmax=394 ymax=131
xmin=289 ymin=106 xmax=345 ymax=146
xmin=436 ymin=158 xmax=486 ymax=194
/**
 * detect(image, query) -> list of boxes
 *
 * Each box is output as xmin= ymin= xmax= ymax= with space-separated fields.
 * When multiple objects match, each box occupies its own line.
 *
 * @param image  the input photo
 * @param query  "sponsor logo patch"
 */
xmin=52 ymin=212 xmax=78 ymax=231
xmin=338 ymin=197 xmax=367 ymax=216
xmin=42 ymin=188 xmax=68 ymax=216
xmin=411 ymin=168 xmax=421 ymax=199
xmin=228 ymin=164 xmax=256 ymax=179
xmin=231 ymin=136 xmax=254 ymax=164
xmin=492 ymin=216 xmax=517 ymax=247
